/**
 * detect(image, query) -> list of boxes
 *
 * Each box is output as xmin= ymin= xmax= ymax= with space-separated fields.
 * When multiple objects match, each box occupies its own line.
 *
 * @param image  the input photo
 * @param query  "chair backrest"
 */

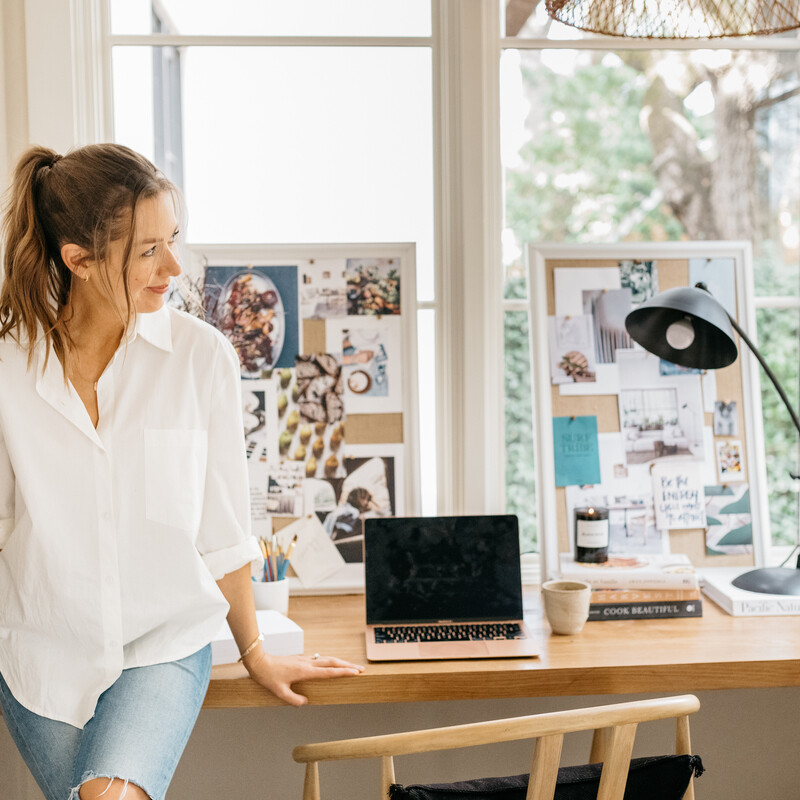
xmin=292 ymin=694 xmax=700 ymax=800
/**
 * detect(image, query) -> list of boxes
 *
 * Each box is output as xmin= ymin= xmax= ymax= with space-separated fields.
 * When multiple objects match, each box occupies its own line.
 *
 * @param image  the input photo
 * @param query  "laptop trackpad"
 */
xmin=420 ymin=641 xmax=491 ymax=659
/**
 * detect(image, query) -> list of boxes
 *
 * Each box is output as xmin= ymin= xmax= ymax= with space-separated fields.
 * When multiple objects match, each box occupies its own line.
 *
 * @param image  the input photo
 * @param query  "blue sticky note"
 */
xmin=552 ymin=416 xmax=602 ymax=487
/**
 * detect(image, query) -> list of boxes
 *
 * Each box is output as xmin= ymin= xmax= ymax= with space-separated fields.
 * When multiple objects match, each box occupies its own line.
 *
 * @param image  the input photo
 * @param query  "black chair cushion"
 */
xmin=389 ymin=754 xmax=704 ymax=800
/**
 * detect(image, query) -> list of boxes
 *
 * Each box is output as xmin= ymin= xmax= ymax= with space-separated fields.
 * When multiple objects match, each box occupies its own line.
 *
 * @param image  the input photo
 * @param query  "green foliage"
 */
xmin=504 ymin=311 xmax=537 ymax=552
xmin=506 ymin=56 xmax=685 ymax=248
xmin=755 ymin=244 xmax=800 ymax=544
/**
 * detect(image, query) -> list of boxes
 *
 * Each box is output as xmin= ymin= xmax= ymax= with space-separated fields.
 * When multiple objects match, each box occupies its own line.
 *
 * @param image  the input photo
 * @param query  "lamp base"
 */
xmin=731 ymin=567 xmax=800 ymax=596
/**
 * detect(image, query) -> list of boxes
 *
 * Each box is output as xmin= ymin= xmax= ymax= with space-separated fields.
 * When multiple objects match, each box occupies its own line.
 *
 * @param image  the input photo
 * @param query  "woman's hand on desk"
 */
xmin=242 ymin=650 xmax=365 ymax=707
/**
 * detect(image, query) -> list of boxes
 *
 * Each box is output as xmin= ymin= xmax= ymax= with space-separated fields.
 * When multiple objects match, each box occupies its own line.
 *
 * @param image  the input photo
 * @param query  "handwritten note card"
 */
xmin=276 ymin=514 xmax=345 ymax=587
xmin=652 ymin=461 xmax=707 ymax=531
xmin=552 ymin=416 xmax=602 ymax=487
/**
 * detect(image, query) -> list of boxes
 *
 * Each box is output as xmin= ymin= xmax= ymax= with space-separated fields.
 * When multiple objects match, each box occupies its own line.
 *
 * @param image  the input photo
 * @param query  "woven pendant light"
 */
xmin=545 ymin=0 xmax=800 ymax=38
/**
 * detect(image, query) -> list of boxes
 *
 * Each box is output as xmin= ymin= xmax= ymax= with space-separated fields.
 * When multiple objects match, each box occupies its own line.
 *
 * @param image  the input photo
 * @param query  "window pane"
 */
xmin=504 ymin=309 xmax=536 ymax=552
xmin=501 ymin=46 xmax=800 ymax=548
xmin=112 ymin=48 xmax=155 ymax=161
xmin=757 ymin=306 xmax=800 ymax=548
xmin=112 ymin=46 xmax=435 ymax=301
xmin=111 ymin=0 xmax=431 ymax=37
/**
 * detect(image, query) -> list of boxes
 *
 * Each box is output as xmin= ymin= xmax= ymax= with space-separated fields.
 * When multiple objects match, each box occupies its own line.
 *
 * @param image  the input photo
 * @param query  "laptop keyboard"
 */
xmin=374 ymin=622 xmax=526 ymax=644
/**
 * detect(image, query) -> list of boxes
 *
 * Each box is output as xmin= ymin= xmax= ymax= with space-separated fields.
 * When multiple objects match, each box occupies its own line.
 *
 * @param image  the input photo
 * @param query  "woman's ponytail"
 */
xmin=0 ymin=146 xmax=72 ymax=367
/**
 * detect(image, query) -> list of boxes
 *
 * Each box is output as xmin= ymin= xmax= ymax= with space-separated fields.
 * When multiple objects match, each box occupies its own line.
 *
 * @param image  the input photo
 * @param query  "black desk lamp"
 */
xmin=625 ymin=283 xmax=800 ymax=595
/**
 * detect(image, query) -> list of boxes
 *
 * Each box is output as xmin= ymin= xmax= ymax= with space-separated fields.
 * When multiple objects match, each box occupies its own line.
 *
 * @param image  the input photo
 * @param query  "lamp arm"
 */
xmin=724 ymin=312 xmax=800 ymax=441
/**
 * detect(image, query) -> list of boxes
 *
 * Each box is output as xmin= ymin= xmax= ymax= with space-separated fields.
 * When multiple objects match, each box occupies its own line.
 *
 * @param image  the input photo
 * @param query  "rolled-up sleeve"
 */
xmin=197 ymin=337 xmax=261 ymax=579
xmin=0 ymin=422 xmax=14 ymax=547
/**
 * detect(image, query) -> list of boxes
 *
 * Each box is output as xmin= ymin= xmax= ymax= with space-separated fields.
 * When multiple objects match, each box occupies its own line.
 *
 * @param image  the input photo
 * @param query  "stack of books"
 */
xmin=558 ymin=553 xmax=702 ymax=620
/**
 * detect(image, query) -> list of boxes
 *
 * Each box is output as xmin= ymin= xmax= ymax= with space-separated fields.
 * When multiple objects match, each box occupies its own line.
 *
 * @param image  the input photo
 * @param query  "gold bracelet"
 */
xmin=237 ymin=633 xmax=264 ymax=662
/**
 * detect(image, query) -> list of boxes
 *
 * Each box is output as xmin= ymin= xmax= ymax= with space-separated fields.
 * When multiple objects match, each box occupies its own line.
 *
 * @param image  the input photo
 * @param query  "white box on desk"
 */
xmin=211 ymin=609 xmax=304 ymax=665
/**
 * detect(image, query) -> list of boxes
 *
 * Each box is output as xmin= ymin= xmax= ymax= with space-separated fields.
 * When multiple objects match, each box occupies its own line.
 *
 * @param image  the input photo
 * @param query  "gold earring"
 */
xmin=82 ymin=271 xmax=89 ymax=282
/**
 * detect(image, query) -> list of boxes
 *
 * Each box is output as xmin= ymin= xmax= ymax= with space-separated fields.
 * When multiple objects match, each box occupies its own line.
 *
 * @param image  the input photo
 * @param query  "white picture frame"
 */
xmin=527 ymin=241 xmax=770 ymax=583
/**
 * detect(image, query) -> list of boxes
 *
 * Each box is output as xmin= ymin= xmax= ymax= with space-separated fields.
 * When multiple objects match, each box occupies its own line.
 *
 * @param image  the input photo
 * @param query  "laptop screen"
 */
xmin=365 ymin=515 xmax=523 ymax=624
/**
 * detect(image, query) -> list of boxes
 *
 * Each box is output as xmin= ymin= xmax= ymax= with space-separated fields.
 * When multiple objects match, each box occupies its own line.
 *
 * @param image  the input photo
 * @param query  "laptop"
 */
xmin=364 ymin=514 xmax=538 ymax=661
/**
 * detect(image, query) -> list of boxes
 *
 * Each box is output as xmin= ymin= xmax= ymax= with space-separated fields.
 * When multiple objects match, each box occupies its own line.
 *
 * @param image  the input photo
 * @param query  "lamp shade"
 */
xmin=545 ymin=0 xmax=800 ymax=38
xmin=624 ymin=286 xmax=738 ymax=369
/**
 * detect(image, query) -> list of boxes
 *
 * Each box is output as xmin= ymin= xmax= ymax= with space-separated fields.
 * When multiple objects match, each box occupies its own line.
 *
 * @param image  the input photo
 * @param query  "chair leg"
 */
xmin=589 ymin=727 xmax=608 ymax=764
xmin=526 ymin=734 xmax=563 ymax=800
xmin=303 ymin=762 xmax=320 ymax=800
xmin=380 ymin=755 xmax=396 ymax=798
xmin=676 ymin=716 xmax=695 ymax=800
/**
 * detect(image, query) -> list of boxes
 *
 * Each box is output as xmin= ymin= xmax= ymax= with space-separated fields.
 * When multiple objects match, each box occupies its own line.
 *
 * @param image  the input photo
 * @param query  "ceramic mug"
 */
xmin=252 ymin=579 xmax=290 ymax=615
xmin=541 ymin=579 xmax=592 ymax=635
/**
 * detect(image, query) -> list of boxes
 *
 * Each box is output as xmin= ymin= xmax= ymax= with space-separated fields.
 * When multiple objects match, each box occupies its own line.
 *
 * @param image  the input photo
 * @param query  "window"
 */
xmin=108 ymin=0 xmax=438 ymax=514
xmin=501 ymin=12 xmax=800 ymax=556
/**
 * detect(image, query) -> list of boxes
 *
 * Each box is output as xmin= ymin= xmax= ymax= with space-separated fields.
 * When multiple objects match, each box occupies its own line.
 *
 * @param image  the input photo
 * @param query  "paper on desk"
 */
xmin=276 ymin=514 xmax=345 ymax=586
xmin=652 ymin=460 xmax=707 ymax=531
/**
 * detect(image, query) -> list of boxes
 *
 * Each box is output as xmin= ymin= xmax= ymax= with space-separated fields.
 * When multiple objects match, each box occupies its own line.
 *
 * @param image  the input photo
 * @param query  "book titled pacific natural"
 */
xmin=701 ymin=568 xmax=800 ymax=616
xmin=559 ymin=553 xmax=699 ymax=590
xmin=588 ymin=588 xmax=703 ymax=621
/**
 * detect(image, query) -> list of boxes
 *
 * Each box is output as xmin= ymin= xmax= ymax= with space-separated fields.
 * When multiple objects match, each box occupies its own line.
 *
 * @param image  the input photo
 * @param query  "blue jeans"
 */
xmin=0 ymin=645 xmax=211 ymax=800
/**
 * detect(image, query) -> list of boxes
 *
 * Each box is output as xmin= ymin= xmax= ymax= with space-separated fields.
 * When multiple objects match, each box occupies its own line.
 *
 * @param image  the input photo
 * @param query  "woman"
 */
xmin=0 ymin=144 xmax=364 ymax=800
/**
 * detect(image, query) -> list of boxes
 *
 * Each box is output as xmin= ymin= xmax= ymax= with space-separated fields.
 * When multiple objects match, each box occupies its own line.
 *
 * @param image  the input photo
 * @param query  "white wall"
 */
xmin=0 ymin=0 xmax=29 ymax=190
xmin=3 ymin=688 xmax=800 ymax=798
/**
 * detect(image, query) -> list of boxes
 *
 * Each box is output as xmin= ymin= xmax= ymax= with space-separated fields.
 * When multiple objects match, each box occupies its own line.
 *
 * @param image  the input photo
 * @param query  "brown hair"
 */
xmin=0 ymin=143 xmax=177 ymax=369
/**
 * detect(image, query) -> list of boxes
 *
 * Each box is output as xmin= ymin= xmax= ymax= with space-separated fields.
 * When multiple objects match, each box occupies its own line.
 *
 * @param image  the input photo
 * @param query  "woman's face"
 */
xmin=104 ymin=191 xmax=182 ymax=316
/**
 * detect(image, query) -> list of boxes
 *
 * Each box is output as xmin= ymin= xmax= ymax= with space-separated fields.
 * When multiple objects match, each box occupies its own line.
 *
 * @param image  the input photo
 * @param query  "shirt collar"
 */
xmin=127 ymin=305 xmax=173 ymax=352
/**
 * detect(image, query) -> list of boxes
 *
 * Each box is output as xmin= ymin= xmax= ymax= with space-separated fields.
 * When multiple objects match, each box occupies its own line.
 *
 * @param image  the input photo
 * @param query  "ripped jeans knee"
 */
xmin=71 ymin=773 xmax=150 ymax=800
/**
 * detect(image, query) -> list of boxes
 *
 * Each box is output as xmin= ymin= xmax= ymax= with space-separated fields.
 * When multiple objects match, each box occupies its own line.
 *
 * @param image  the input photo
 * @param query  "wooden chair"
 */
xmin=292 ymin=694 xmax=701 ymax=800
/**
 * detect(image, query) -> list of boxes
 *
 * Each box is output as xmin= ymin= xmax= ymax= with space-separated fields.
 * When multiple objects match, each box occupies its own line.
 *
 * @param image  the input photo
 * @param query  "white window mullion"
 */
xmin=434 ymin=0 xmax=504 ymax=515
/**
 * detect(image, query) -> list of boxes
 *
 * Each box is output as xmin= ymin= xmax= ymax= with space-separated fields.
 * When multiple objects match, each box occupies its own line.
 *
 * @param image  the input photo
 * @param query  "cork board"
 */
xmin=528 ymin=243 xmax=770 ymax=581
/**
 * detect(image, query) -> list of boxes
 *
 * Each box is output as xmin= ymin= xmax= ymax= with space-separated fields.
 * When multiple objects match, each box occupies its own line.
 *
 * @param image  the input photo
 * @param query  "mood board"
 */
xmin=528 ymin=242 xmax=770 ymax=582
xmin=177 ymin=243 xmax=421 ymax=591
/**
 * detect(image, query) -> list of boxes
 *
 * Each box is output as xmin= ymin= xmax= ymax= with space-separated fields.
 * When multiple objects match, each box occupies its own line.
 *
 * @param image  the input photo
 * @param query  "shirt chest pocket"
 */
xmin=144 ymin=429 xmax=208 ymax=532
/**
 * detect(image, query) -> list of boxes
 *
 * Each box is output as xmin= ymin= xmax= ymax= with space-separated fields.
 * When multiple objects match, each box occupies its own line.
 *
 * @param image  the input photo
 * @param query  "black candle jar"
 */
xmin=574 ymin=506 xmax=609 ymax=563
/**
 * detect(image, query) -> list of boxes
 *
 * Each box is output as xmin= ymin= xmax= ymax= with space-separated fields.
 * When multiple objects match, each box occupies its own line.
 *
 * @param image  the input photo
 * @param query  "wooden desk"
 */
xmin=205 ymin=592 xmax=800 ymax=708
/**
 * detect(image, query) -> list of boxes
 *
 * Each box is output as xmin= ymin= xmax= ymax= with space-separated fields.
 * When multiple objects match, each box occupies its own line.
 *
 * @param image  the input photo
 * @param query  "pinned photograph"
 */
xmin=548 ymin=315 xmax=597 ymax=384
xmin=242 ymin=379 xmax=278 ymax=464
xmin=716 ymin=439 xmax=744 ymax=482
xmin=310 ymin=456 xmax=398 ymax=563
xmin=582 ymin=288 xmax=634 ymax=364
xmin=325 ymin=316 xmax=404 ymax=414
xmin=203 ymin=265 xmax=299 ymax=376
xmin=299 ymin=260 xmax=348 ymax=318
xmin=276 ymin=361 xmax=346 ymax=480
xmin=266 ymin=462 xmax=305 ymax=516
xmin=713 ymin=400 xmax=738 ymax=436
xmin=705 ymin=484 xmax=752 ymax=555
xmin=242 ymin=378 xmax=278 ymax=532
xmin=659 ymin=359 xmax=703 ymax=377
xmin=618 ymin=259 xmax=658 ymax=305
xmin=345 ymin=258 xmax=401 ymax=315
xmin=617 ymin=349 xmax=705 ymax=467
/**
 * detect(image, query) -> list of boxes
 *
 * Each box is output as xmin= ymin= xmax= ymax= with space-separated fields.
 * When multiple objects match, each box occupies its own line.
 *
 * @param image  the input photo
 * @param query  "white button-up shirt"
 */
xmin=0 ymin=306 xmax=261 ymax=727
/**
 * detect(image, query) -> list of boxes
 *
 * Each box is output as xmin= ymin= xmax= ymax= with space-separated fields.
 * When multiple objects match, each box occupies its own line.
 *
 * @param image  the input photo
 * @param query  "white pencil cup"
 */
xmin=252 ymin=579 xmax=290 ymax=615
